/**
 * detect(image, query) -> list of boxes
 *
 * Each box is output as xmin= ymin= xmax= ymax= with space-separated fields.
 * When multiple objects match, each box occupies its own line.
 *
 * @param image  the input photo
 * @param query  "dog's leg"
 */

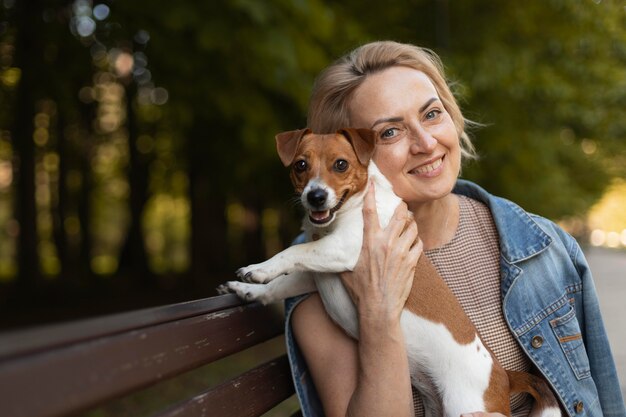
xmin=219 ymin=272 xmax=317 ymax=305
xmin=507 ymin=371 xmax=561 ymax=417
xmin=237 ymin=233 xmax=361 ymax=283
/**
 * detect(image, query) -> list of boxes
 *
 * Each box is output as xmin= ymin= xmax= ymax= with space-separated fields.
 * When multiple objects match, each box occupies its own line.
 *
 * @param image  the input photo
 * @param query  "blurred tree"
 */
xmin=1 ymin=0 xmax=624 ymax=326
xmin=111 ymin=0 xmax=364 ymax=289
xmin=49 ymin=2 xmax=97 ymax=284
xmin=8 ymin=0 xmax=103 ymax=288
xmin=345 ymin=0 xmax=625 ymax=219
xmin=448 ymin=0 xmax=625 ymax=219
xmin=118 ymin=79 xmax=153 ymax=285
xmin=11 ymin=0 xmax=45 ymax=288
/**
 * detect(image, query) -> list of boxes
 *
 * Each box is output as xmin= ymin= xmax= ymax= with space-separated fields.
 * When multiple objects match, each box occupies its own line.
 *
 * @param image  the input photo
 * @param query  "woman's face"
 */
xmin=348 ymin=66 xmax=461 ymax=207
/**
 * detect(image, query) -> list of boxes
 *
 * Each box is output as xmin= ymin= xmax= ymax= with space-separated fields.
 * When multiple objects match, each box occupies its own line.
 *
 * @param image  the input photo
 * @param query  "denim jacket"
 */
xmin=284 ymin=179 xmax=626 ymax=417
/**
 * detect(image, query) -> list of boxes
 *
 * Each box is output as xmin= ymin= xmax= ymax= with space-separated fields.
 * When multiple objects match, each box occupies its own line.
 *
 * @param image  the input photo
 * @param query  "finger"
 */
xmin=395 ymin=220 xmax=418 ymax=256
xmin=408 ymin=238 xmax=423 ymax=263
xmin=386 ymin=201 xmax=410 ymax=238
xmin=404 ymin=212 xmax=416 ymax=232
xmin=362 ymin=180 xmax=380 ymax=235
xmin=399 ymin=247 xmax=418 ymax=301
xmin=401 ymin=217 xmax=418 ymax=242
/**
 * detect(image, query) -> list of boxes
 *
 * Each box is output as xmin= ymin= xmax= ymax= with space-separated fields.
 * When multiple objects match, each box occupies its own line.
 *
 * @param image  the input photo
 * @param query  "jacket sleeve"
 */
xmin=562 ymin=230 xmax=626 ymax=416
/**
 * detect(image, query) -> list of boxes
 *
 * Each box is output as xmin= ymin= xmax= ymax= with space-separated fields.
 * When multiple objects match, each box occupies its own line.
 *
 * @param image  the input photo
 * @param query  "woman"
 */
xmin=284 ymin=41 xmax=625 ymax=417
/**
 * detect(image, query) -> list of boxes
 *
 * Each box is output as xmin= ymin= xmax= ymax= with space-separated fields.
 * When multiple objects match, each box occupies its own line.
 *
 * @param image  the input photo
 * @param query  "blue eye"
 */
xmin=425 ymin=109 xmax=441 ymax=120
xmin=381 ymin=128 xmax=398 ymax=139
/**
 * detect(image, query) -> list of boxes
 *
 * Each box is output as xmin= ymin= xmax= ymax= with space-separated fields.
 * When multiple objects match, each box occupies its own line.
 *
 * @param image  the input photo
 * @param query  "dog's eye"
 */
xmin=334 ymin=159 xmax=349 ymax=172
xmin=294 ymin=160 xmax=307 ymax=173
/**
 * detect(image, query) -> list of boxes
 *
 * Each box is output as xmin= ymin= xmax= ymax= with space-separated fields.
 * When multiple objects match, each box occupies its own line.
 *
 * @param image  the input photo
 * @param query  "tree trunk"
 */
xmin=12 ymin=0 xmax=45 ymax=289
xmin=48 ymin=4 xmax=93 ymax=285
xmin=118 ymin=83 xmax=153 ymax=286
xmin=242 ymin=191 xmax=265 ymax=265
xmin=188 ymin=121 xmax=230 ymax=292
xmin=52 ymin=110 xmax=69 ymax=281
xmin=77 ymin=111 xmax=94 ymax=280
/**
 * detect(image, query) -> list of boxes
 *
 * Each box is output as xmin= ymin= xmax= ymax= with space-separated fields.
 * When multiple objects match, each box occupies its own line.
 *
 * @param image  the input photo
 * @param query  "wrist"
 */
xmin=358 ymin=310 xmax=404 ymax=342
xmin=357 ymin=301 xmax=402 ymax=327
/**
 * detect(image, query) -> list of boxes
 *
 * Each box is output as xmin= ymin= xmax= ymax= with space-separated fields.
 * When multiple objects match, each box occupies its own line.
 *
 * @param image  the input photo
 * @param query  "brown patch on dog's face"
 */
xmin=289 ymin=133 xmax=370 ymax=202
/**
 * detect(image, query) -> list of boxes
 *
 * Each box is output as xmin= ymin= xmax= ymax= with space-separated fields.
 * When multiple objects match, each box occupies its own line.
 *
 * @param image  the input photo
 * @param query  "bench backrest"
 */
xmin=0 ymin=294 xmax=297 ymax=417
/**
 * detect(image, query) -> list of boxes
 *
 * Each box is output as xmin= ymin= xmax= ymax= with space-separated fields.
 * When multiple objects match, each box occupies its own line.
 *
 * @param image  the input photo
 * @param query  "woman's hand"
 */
xmin=340 ymin=182 xmax=422 ymax=326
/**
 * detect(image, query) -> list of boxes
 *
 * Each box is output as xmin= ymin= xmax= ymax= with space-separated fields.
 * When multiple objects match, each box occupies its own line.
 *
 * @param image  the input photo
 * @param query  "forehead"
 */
xmin=349 ymin=67 xmax=439 ymax=126
xmin=297 ymin=133 xmax=354 ymax=156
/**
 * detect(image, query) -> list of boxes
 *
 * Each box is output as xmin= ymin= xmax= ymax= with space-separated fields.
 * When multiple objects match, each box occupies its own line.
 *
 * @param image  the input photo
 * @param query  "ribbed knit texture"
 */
xmin=411 ymin=195 xmax=532 ymax=416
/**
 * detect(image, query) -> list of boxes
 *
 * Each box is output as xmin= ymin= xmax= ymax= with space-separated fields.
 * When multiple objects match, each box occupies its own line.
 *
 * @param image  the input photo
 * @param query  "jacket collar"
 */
xmin=453 ymin=179 xmax=553 ymax=264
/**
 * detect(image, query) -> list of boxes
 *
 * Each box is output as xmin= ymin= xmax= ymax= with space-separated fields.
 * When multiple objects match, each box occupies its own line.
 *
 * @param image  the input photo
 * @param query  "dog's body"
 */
xmin=220 ymin=129 xmax=561 ymax=417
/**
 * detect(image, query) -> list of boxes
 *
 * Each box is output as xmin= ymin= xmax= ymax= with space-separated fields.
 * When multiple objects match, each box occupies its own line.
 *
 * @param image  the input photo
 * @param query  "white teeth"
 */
xmin=414 ymin=157 xmax=443 ymax=174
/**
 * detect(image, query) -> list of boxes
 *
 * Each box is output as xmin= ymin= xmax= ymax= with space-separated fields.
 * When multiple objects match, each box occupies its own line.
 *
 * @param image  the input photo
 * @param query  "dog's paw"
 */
xmin=223 ymin=281 xmax=273 ymax=305
xmin=216 ymin=284 xmax=232 ymax=295
xmin=236 ymin=265 xmax=273 ymax=284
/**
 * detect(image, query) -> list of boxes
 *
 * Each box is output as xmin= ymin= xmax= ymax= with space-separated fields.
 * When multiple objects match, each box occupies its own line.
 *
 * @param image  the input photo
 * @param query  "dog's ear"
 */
xmin=275 ymin=128 xmax=311 ymax=167
xmin=338 ymin=128 xmax=376 ymax=165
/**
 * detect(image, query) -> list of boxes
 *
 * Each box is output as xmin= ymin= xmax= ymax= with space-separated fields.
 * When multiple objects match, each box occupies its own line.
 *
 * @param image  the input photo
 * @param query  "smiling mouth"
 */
xmin=309 ymin=191 xmax=349 ymax=225
xmin=411 ymin=155 xmax=444 ymax=175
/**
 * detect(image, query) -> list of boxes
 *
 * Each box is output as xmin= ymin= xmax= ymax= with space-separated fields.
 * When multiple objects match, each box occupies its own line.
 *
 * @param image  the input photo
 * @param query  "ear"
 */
xmin=337 ymin=128 xmax=376 ymax=165
xmin=275 ymin=128 xmax=311 ymax=167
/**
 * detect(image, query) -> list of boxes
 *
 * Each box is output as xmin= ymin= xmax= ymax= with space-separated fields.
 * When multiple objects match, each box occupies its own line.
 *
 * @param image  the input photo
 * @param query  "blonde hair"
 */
xmin=307 ymin=41 xmax=477 ymax=162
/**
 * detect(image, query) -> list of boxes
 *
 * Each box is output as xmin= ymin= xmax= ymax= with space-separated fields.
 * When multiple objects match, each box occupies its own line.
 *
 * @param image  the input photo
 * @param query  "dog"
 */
xmin=219 ymin=128 xmax=561 ymax=417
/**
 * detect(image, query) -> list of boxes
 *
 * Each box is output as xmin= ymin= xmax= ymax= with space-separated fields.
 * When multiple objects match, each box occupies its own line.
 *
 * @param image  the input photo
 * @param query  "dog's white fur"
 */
xmin=222 ymin=162 xmax=501 ymax=416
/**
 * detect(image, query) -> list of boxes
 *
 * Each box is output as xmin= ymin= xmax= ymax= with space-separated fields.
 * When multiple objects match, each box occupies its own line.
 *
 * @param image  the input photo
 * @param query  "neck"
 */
xmin=409 ymin=193 xmax=459 ymax=251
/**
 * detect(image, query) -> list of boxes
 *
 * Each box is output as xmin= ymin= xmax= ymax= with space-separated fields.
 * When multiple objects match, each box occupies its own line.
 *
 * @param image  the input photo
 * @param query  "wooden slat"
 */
xmin=154 ymin=355 xmax=295 ymax=417
xmin=0 ymin=294 xmax=245 ymax=360
xmin=0 ymin=300 xmax=284 ymax=417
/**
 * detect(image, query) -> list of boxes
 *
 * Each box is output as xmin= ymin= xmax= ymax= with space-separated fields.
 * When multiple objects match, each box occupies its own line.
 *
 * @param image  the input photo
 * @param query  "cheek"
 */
xmin=431 ymin=120 xmax=458 ymax=143
xmin=290 ymin=172 xmax=308 ymax=194
xmin=373 ymin=145 xmax=408 ymax=178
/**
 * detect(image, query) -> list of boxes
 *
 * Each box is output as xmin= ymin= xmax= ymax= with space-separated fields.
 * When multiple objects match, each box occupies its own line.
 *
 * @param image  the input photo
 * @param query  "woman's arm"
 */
xmin=292 ymin=294 xmax=415 ymax=417
xmin=564 ymin=232 xmax=626 ymax=415
xmin=292 ymin=184 xmax=421 ymax=417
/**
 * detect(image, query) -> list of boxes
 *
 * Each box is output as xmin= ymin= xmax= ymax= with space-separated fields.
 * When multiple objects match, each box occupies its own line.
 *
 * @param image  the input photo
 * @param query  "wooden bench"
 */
xmin=0 ymin=293 xmax=300 ymax=417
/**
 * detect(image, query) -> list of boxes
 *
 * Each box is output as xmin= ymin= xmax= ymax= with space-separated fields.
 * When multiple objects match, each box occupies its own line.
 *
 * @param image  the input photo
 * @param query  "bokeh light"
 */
xmin=93 ymin=4 xmax=110 ymax=21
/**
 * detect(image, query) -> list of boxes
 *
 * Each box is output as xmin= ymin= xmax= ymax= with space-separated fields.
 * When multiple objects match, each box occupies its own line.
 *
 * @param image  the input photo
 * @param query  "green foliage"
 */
xmin=117 ymin=0 xmax=626 ymax=218
xmin=329 ymin=0 xmax=625 ymax=219
xmin=112 ymin=0 xmax=360 ymax=199
xmin=446 ymin=0 xmax=626 ymax=218
xmin=1 ymin=0 xmax=624 ymax=288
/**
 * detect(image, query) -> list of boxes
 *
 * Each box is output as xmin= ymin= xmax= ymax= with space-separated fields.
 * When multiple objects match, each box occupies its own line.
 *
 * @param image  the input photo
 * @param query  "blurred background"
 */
xmin=0 ymin=0 xmax=625 ymax=327
xmin=0 ymin=0 xmax=625 ymax=414
xmin=0 ymin=0 xmax=626 ymax=328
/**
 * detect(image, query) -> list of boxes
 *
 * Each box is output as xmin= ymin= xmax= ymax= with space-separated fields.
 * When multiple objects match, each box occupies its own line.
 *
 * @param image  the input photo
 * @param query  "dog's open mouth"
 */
xmin=309 ymin=191 xmax=348 ymax=225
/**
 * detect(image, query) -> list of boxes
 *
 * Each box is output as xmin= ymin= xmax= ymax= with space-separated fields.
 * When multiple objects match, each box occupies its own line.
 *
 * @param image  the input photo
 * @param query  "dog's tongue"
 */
xmin=310 ymin=210 xmax=330 ymax=221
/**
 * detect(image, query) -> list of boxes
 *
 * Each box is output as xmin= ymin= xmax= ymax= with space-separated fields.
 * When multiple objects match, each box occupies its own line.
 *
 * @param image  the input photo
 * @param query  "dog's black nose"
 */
xmin=307 ymin=189 xmax=327 ymax=208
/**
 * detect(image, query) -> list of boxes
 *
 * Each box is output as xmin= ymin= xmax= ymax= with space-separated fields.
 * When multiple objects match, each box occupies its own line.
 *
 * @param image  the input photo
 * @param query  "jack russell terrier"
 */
xmin=219 ymin=128 xmax=561 ymax=417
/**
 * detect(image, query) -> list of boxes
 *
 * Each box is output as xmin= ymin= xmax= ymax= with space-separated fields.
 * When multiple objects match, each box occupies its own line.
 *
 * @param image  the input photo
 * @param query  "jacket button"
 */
xmin=531 ymin=335 xmax=544 ymax=348
xmin=574 ymin=401 xmax=584 ymax=413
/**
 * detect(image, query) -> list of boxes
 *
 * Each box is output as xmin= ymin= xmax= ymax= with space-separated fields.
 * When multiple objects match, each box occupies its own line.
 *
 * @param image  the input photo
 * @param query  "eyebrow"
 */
xmin=370 ymin=97 xmax=440 ymax=129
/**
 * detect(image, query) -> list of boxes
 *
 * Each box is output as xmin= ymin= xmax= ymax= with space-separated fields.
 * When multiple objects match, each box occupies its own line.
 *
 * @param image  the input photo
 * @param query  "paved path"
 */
xmin=583 ymin=247 xmax=626 ymax=398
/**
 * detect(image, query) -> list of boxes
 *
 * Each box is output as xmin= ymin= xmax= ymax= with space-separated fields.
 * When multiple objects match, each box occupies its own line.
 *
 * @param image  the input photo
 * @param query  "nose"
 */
xmin=409 ymin=125 xmax=437 ymax=154
xmin=307 ymin=189 xmax=327 ymax=208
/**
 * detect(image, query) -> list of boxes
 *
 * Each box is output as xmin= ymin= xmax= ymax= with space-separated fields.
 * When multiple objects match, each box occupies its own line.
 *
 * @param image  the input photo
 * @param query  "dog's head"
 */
xmin=275 ymin=128 xmax=376 ymax=227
